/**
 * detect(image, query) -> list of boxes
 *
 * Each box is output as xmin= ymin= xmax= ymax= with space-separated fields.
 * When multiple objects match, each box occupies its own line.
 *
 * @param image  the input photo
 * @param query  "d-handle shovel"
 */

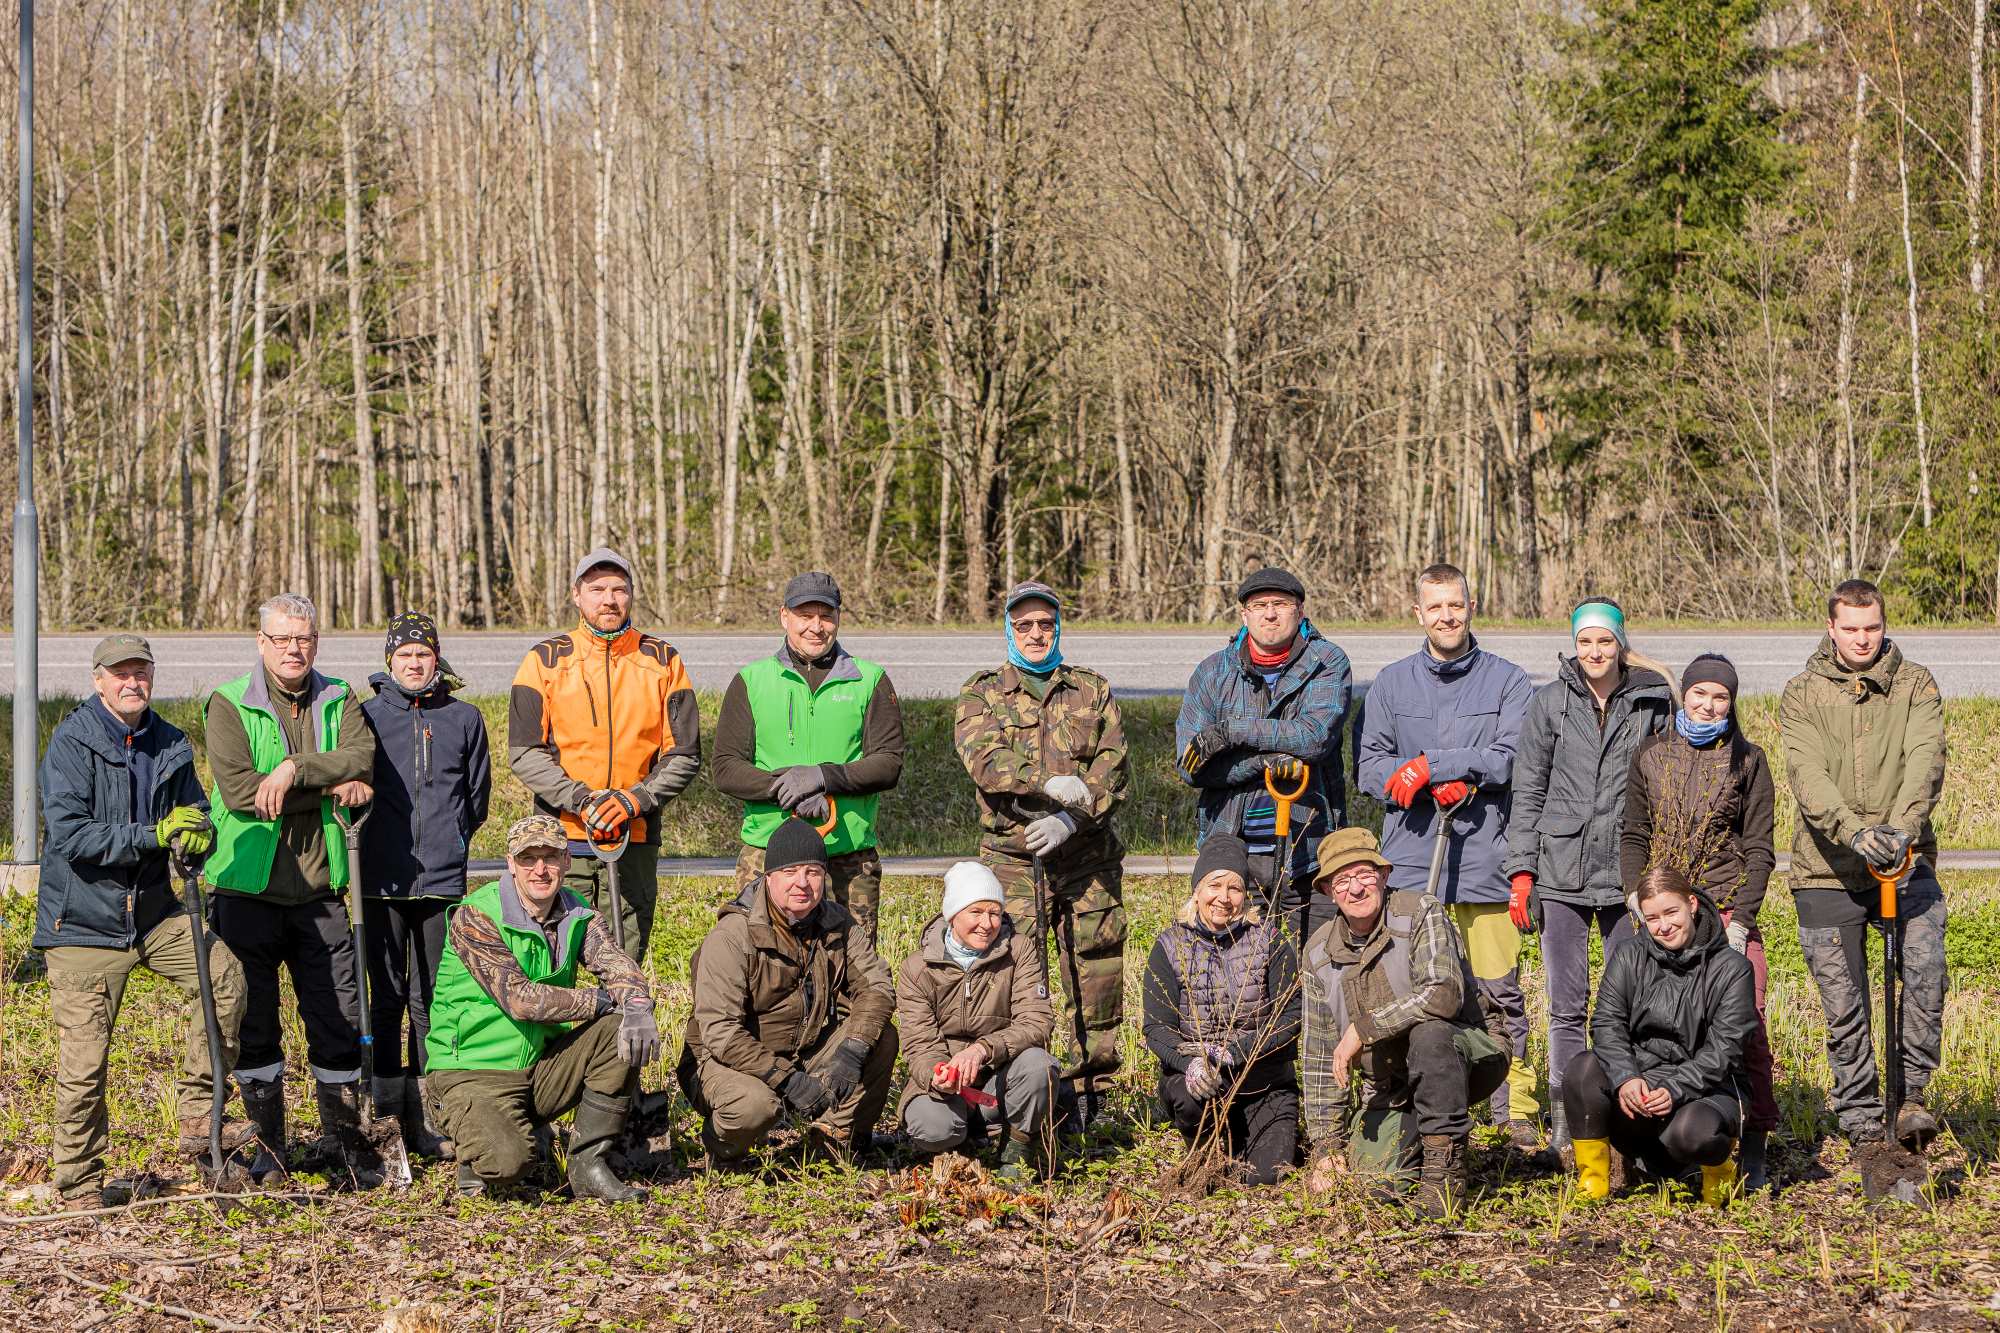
xmin=333 ymin=803 xmax=413 ymax=1189
xmin=1263 ymin=762 xmax=1312 ymax=942
xmin=589 ymin=825 xmax=633 ymax=959
xmin=1425 ymin=788 xmax=1478 ymax=899
xmin=169 ymin=842 xmax=229 ymax=1183
xmin=1868 ymin=849 xmax=1915 ymax=1143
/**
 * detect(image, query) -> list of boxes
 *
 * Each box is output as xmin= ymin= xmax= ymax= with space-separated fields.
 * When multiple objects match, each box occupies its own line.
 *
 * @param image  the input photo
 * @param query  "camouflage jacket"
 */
xmin=953 ymin=662 xmax=1129 ymax=867
xmin=446 ymin=889 xmax=650 ymax=1024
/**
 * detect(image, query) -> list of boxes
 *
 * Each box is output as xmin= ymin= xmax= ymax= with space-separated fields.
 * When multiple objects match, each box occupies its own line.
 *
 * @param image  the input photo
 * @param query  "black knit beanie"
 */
xmin=764 ymin=818 xmax=830 ymax=875
xmin=1681 ymin=653 xmax=1740 ymax=698
xmin=1192 ymin=833 xmax=1251 ymax=890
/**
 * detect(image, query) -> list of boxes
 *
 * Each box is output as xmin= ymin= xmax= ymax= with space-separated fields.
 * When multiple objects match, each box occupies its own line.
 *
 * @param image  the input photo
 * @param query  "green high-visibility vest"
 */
xmin=426 ymin=880 xmax=594 ymax=1072
xmin=204 ymin=670 xmax=351 ymax=893
xmin=738 ymin=651 xmax=883 ymax=855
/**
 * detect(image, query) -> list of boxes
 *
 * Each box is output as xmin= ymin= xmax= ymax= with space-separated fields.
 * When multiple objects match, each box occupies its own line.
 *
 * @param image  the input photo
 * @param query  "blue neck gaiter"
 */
xmin=1675 ymin=709 xmax=1731 ymax=747
xmin=1006 ymin=614 xmax=1062 ymax=675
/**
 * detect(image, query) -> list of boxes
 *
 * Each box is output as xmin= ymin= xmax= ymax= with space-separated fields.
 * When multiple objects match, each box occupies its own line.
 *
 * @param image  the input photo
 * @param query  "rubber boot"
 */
xmin=1412 ymin=1133 xmax=1467 ymax=1219
xmin=566 ymin=1090 xmax=646 ymax=1202
xmin=993 ymin=1130 xmax=1043 ymax=1186
xmin=402 ymin=1076 xmax=454 ymax=1161
xmin=455 ymin=1162 xmax=486 ymax=1198
xmin=313 ymin=1081 xmax=385 ymax=1190
xmin=1548 ymin=1100 xmax=1571 ymax=1158
xmin=1738 ymin=1128 xmax=1768 ymax=1193
xmin=239 ymin=1076 xmax=287 ymax=1178
xmin=1701 ymin=1156 xmax=1739 ymax=1207
xmin=1572 ymin=1137 xmax=1611 ymax=1200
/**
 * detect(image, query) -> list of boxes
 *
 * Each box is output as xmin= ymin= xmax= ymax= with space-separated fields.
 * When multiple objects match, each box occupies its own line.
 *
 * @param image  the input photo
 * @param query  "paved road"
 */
xmin=4 ymin=627 xmax=1998 ymax=699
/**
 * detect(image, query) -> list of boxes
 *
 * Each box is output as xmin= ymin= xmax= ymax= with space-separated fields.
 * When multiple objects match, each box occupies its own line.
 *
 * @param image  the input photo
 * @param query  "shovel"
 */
xmin=1869 ymin=849 xmax=1915 ymax=1141
xmin=332 ymin=803 xmax=413 ymax=1189
xmin=1425 ymin=788 xmax=1478 ymax=899
xmin=1262 ymin=761 xmax=1311 ymax=941
xmin=589 ymin=825 xmax=634 ymax=958
xmin=169 ymin=840 xmax=230 ymax=1183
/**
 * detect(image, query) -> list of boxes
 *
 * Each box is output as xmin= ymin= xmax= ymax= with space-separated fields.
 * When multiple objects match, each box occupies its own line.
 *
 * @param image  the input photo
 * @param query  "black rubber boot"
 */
xmin=455 ymin=1162 xmax=487 ymax=1198
xmin=239 ymin=1076 xmax=287 ymax=1178
xmin=313 ymin=1081 xmax=385 ymax=1190
xmin=566 ymin=1090 xmax=646 ymax=1202
xmin=1739 ymin=1128 xmax=1769 ymax=1193
xmin=403 ymin=1077 xmax=454 ymax=1161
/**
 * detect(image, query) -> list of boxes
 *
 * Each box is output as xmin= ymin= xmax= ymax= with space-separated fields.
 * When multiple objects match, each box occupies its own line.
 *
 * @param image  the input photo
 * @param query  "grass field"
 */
xmin=5 ymin=692 xmax=2000 ymax=861
xmin=1 ymin=869 xmax=1996 ymax=1329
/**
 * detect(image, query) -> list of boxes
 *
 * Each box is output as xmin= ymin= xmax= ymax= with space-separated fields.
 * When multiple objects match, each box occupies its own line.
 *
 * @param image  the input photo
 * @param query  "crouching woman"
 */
xmin=1142 ymin=834 xmax=1302 ymax=1186
xmin=1565 ymin=865 xmax=1757 ymax=1205
xmin=897 ymin=863 xmax=1060 ymax=1181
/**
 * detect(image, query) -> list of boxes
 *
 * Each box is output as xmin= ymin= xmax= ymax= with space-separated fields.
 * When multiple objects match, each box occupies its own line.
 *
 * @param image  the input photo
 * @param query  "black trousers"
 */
xmin=1562 ymin=1050 xmax=1739 ymax=1173
xmin=361 ymin=897 xmax=453 ymax=1077
xmin=212 ymin=894 xmax=362 ymax=1081
xmin=1160 ymin=1065 xmax=1300 ymax=1186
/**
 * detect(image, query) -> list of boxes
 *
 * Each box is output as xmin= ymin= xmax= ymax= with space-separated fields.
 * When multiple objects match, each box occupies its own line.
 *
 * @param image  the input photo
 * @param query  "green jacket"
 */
xmin=205 ymin=668 xmax=365 ymax=898
xmin=426 ymin=879 xmax=594 ymax=1072
xmin=1779 ymin=637 xmax=1946 ymax=891
xmin=736 ymin=650 xmax=886 ymax=855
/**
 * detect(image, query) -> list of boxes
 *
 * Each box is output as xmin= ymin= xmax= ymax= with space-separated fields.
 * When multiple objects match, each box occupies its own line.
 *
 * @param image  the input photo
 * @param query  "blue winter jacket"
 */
xmin=1356 ymin=640 xmax=1533 ymax=904
xmin=34 ymin=702 xmax=207 ymax=950
xmin=1175 ymin=622 xmax=1353 ymax=864
xmin=360 ymin=672 xmax=492 ymax=899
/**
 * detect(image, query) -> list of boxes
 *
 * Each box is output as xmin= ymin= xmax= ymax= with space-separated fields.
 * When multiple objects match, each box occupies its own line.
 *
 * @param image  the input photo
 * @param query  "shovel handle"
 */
xmin=1263 ymin=764 xmax=1310 ymax=839
xmin=1869 ymin=848 xmax=1914 ymax=919
xmin=332 ymin=801 xmax=372 ymax=849
xmin=814 ymin=796 xmax=839 ymax=838
xmin=589 ymin=827 xmax=631 ymax=864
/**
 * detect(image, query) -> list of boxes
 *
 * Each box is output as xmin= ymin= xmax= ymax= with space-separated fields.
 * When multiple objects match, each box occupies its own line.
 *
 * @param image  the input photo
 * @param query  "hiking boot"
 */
xmin=392 ymin=1076 xmax=453 ymax=1161
xmin=802 ymin=1122 xmax=854 ymax=1168
xmin=177 ymin=1112 xmax=261 ymax=1160
xmin=312 ymin=1081 xmax=385 ymax=1190
xmin=1503 ymin=1119 xmax=1542 ymax=1153
xmin=239 ymin=1075 xmax=287 ymax=1178
xmin=993 ymin=1130 xmax=1044 ymax=1187
xmin=699 ymin=1121 xmax=751 ymax=1173
xmin=1894 ymin=1100 xmax=1939 ymax=1153
xmin=566 ymin=1090 xmax=646 ymax=1202
xmin=1412 ymin=1132 xmax=1468 ymax=1219
xmin=1738 ymin=1128 xmax=1769 ymax=1193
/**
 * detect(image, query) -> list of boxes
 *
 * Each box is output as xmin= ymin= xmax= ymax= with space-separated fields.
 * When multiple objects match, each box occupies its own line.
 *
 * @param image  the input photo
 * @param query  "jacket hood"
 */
xmin=1418 ymin=636 xmax=1482 ymax=679
xmin=368 ymin=669 xmax=459 ymax=709
xmin=1635 ymin=890 xmax=1727 ymax=972
xmin=919 ymin=912 xmax=1016 ymax=966
xmin=1556 ymin=655 xmax=1671 ymax=702
xmin=1807 ymin=634 xmax=1905 ymax=694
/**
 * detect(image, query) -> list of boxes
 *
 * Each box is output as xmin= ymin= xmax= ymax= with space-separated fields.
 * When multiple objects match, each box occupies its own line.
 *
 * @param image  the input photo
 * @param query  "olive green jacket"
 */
xmin=1778 ymin=637 xmax=1946 ymax=891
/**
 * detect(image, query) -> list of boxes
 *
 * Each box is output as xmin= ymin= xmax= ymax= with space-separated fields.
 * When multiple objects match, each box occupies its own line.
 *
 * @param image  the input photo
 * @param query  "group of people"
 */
xmin=33 ymin=548 xmax=1949 ymax=1217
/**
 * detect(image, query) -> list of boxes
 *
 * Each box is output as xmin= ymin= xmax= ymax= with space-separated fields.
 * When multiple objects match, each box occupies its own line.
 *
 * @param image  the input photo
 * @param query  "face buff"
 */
xmin=1674 ymin=709 xmax=1731 ymax=746
xmin=1006 ymin=608 xmax=1063 ymax=675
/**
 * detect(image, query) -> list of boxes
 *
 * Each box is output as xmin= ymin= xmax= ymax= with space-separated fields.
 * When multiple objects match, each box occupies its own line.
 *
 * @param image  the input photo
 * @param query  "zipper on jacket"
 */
xmin=603 ymin=639 xmax=616 ymax=789
xmin=412 ymin=705 xmax=428 ymax=854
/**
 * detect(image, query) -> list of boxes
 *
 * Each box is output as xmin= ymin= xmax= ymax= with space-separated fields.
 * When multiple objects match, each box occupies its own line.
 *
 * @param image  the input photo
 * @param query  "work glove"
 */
xmin=1042 ymin=774 xmax=1091 ymax=808
xmin=156 ymin=806 xmax=212 ymax=855
xmin=1177 ymin=722 xmax=1232 ymax=781
xmin=1383 ymin=755 xmax=1431 ymax=809
xmin=583 ymin=788 xmax=639 ymax=840
xmin=1429 ymin=780 xmax=1472 ymax=808
xmin=1023 ymin=812 xmax=1077 ymax=857
xmin=1264 ymin=757 xmax=1307 ymax=789
xmin=616 ymin=998 xmax=661 ymax=1068
xmin=1725 ymin=920 xmax=1751 ymax=955
xmin=823 ymin=1038 xmax=873 ymax=1105
xmin=771 ymin=765 xmax=828 ymax=811
xmin=780 ymin=1067 xmax=832 ymax=1118
xmin=1508 ymin=873 xmax=1535 ymax=933
xmin=1849 ymin=824 xmax=1912 ymax=872
xmin=793 ymin=793 xmax=831 ymax=825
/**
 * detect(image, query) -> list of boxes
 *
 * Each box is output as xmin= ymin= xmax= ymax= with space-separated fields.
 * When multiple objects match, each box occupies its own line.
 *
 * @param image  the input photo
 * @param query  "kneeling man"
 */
xmin=425 ymin=815 xmax=659 ymax=1201
xmin=679 ymin=819 xmax=898 ymax=1165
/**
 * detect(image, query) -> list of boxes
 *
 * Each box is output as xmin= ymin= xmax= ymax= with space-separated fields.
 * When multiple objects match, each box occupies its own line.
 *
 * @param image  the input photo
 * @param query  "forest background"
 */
xmin=1 ymin=0 xmax=1997 ymax=632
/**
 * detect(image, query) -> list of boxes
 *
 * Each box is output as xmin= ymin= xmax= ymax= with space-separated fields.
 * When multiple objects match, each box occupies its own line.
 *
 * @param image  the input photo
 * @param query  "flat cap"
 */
xmin=506 ymin=814 xmax=570 ymax=857
xmin=783 ymin=571 xmax=842 ymax=610
xmin=92 ymin=633 xmax=155 ymax=669
xmin=1236 ymin=568 xmax=1306 ymax=604
xmin=572 ymin=547 xmax=635 ymax=587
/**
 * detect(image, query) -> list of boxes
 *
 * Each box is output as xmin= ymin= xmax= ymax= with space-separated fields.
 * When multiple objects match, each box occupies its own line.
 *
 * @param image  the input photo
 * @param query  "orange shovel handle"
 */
xmin=1263 ymin=764 xmax=1311 ymax=840
xmin=814 ymin=796 xmax=839 ymax=838
xmin=1868 ymin=848 xmax=1914 ymax=920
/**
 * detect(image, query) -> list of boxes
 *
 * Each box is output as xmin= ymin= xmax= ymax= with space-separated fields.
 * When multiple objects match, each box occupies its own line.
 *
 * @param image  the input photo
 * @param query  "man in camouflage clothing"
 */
xmin=954 ymin=582 xmax=1131 ymax=1088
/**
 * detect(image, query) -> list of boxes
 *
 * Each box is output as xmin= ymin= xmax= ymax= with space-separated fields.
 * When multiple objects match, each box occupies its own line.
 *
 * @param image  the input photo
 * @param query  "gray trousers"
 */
xmin=902 ymin=1048 xmax=1060 ymax=1150
xmin=1540 ymin=899 xmax=1638 ymax=1102
xmin=1798 ymin=874 xmax=1948 ymax=1138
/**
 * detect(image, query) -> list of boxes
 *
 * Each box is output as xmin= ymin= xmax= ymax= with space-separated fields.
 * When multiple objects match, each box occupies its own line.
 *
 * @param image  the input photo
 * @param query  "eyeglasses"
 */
xmin=261 ymin=633 xmax=317 ymax=650
xmin=1010 ymin=617 xmax=1057 ymax=634
xmin=1323 ymin=868 xmax=1379 ymax=896
xmin=1244 ymin=597 xmax=1296 ymax=614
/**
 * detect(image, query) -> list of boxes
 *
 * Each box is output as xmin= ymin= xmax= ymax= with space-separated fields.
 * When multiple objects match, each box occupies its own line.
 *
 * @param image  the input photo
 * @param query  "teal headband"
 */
xmin=1570 ymin=599 xmax=1628 ymax=647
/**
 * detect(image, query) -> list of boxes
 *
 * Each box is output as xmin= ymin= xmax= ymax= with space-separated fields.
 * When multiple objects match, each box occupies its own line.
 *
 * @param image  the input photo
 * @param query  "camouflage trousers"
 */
xmin=1797 ymin=873 xmax=1949 ymax=1139
xmin=562 ymin=840 xmax=660 ymax=962
xmin=733 ymin=844 xmax=883 ymax=948
xmin=985 ymin=849 xmax=1125 ymax=1079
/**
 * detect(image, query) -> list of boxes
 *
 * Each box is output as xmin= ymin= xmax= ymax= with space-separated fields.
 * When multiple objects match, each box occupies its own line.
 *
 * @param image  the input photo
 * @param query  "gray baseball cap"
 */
xmin=92 ymin=633 xmax=155 ymax=670
xmin=783 ymin=571 xmax=842 ymax=610
xmin=572 ymin=547 xmax=635 ymax=588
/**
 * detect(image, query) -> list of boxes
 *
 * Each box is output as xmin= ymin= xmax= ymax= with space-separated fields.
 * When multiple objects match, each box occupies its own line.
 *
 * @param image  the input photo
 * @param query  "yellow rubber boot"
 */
xmin=1701 ymin=1157 xmax=1739 ymax=1207
xmin=1573 ymin=1138 xmax=1611 ymax=1200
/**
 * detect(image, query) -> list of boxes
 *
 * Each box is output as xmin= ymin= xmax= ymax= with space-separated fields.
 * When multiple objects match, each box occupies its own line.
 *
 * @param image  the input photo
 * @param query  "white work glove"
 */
xmin=1725 ymin=920 xmax=1751 ymax=955
xmin=1042 ymin=774 xmax=1091 ymax=808
xmin=1023 ymin=812 xmax=1077 ymax=857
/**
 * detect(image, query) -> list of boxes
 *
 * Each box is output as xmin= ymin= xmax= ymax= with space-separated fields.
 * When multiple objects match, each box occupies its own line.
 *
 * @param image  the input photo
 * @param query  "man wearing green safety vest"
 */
xmin=204 ymin=593 xmax=378 ymax=1183
xmin=425 ymin=814 xmax=658 ymax=1201
xmin=712 ymin=572 xmax=906 ymax=946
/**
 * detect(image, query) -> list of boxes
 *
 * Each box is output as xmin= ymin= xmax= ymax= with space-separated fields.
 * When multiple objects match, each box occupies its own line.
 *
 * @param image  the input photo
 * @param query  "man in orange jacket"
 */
xmin=508 ymin=548 xmax=702 ymax=959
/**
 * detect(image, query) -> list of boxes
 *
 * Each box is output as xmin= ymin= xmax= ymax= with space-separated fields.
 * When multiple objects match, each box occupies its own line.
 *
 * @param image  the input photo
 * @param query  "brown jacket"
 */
xmin=683 ymin=877 xmax=896 ymax=1088
xmin=895 ymin=916 xmax=1054 ymax=1114
xmin=1620 ymin=728 xmax=1776 ymax=925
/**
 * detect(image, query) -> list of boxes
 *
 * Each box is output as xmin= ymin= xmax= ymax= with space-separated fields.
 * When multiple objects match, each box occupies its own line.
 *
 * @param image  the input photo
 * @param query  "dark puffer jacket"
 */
xmin=1588 ymin=894 xmax=1756 ymax=1106
xmin=1142 ymin=912 xmax=1300 ymax=1086
xmin=360 ymin=671 xmax=493 ymax=899
xmin=1504 ymin=659 xmax=1672 ymax=907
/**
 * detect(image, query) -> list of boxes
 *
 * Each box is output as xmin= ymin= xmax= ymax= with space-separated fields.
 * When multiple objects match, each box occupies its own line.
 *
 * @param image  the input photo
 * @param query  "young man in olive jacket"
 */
xmin=37 ymin=635 xmax=252 ymax=1207
xmin=1780 ymin=580 xmax=1949 ymax=1154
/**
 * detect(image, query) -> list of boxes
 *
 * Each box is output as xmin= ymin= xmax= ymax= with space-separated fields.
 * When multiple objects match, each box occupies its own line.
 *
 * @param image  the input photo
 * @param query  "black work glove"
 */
xmin=1178 ymin=722 xmax=1232 ymax=780
xmin=780 ymin=1067 xmax=831 ymax=1118
xmin=823 ymin=1037 xmax=873 ymax=1105
xmin=771 ymin=764 xmax=828 ymax=811
xmin=793 ymin=793 xmax=831 ymax=825
xmin=1849 ymin=824 xmax=1913 ymax=872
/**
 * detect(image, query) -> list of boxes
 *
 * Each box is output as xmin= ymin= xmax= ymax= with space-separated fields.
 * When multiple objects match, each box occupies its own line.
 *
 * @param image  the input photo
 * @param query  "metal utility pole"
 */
xmin=12 ymin=0 xmax=36 ymax=861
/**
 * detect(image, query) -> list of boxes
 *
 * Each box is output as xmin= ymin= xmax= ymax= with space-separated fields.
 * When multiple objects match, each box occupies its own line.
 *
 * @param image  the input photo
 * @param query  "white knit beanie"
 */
xmin=941 ymin=861 xmax=1006 ymax=925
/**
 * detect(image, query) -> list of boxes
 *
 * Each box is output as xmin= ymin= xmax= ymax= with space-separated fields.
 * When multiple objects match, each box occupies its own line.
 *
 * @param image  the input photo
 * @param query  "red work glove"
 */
xmin=583 ymin=788 xmax=639 ymax=839
xmin=1430 ymin=780 xmax=1472 ymax=808
xmin=932 ymin=1061 xmax=961 ymax=1093
xmin=1383 ymin=755 xmax=1431 ymax=808
xmin=1509 ymin=872 xmax=1535 ymax=932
